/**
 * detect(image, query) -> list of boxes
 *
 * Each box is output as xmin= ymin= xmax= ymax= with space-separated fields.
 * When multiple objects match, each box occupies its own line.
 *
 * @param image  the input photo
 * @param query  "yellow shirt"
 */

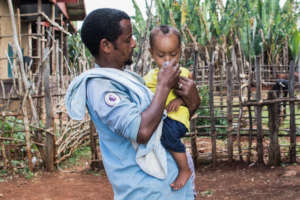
xmin=144 ymin=67 xmax=190 ymax=130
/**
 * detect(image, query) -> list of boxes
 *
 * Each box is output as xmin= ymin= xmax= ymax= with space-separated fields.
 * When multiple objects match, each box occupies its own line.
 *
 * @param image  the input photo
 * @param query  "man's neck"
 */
xmin=95 ymin=59 xmax=123 ymax=70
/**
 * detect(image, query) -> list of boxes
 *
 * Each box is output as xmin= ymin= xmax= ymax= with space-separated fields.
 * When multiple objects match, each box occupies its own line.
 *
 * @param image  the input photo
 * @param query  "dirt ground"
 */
xmin=1 ymin=160 xmax=300 ymax=200
xmin=1 ymin=137 xmax=300 ymax=200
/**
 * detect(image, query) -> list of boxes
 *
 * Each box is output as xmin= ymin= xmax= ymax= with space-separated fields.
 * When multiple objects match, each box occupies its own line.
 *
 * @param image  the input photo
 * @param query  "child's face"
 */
xmin=149 ymin=32 xmax=181 ymax=69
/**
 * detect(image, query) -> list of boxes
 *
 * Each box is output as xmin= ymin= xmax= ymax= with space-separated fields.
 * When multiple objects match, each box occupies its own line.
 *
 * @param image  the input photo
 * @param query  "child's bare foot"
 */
xmin=170 ymin=168 xmax=192 ymax=190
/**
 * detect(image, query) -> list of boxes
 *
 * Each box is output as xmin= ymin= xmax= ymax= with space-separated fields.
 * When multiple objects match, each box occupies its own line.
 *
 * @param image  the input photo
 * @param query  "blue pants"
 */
xmin=161 ymin=117 xmax=188 ymax=153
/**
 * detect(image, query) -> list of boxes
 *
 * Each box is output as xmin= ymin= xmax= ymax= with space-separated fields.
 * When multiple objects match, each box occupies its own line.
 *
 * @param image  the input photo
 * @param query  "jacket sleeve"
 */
xmin=86 ymin=78 xmax=141 ymax=142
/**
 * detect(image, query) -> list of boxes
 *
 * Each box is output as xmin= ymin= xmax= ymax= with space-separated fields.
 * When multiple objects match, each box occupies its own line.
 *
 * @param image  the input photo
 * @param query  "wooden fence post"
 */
xmin=190 ymin=119 xmax=199 ymax=169
xmin=89 ymin=120 xmax=103 ymax=169
xmin=247 ymin=63 xmax=254 ymax=163
xmin=289 ymin=61 xmax=296 ymax=163
xmin=209 ymin=61 xmax=217 ymax=167
xmin=190 ymin=48 xmax=199 ymax=169
xmin=267 ymin=90 xmax=281 ymax=166
xmin=234 ymin=38 xmax=245 ymax=162
xmin=44 ymin=48 xmax=55 ymax=171
xmin=0 ymin=115 xmax=8 ymax=169
xmin=255 ymin=58 xmax=264 ymax=165
xmin=226 ymin=62 xmax=233 ymax=162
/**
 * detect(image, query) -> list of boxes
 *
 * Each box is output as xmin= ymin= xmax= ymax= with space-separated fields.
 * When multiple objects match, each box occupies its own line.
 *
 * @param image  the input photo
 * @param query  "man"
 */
xmin=66 ymin=8 xmax=200 ymax=199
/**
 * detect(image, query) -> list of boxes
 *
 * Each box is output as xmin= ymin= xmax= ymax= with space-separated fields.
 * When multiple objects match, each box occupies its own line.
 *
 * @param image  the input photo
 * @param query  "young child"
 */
xmin=144 ymin=25 xmax=194 ymax=190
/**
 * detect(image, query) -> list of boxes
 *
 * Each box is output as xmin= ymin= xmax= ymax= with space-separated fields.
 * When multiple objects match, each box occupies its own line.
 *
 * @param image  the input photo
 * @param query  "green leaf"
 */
xmin=290 ymin=30 xmax=300 ymax=60
xmin=131 ymin=0 xmax=145 ymax=30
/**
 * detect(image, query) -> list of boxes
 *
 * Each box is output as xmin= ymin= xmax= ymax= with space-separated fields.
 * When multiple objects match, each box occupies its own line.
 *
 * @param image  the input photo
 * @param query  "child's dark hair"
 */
xmin=149 ymin=25 xmax=181 ymax=48
xmin=80 ymin=8 xmax=130 ymax=58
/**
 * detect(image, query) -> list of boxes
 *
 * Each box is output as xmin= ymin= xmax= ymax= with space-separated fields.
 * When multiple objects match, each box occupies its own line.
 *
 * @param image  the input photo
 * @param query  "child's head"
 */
xmin=149 ymin=25 xmax=181 ymax=69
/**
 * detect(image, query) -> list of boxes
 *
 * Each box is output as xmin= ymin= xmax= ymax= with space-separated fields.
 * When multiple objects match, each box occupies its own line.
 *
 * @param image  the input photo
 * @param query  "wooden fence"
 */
xmin=0 ymin=0 xmax=91 ymax=172
xmin=188 ymin=58 xmax=300 ymax=168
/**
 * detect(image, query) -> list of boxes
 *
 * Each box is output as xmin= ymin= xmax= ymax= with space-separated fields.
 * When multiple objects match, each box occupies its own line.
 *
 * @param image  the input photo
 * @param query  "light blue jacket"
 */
xmin=65 ymin=66 xmax=194 ymax=200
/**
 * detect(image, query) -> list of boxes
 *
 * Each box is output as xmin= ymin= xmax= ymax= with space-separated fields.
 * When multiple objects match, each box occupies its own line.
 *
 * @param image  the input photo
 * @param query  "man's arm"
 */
xmin=137 ymin=60 xmax=180 ymax=144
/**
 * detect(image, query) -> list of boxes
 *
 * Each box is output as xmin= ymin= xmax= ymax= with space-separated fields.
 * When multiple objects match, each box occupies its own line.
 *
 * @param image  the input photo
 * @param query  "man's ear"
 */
xmin=100 ymin=38 xmax=112 ymax=53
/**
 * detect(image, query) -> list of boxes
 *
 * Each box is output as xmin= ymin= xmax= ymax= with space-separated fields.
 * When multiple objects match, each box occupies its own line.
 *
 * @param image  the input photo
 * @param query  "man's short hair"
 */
xmin=149 ymin=25 xmax=181 ymax=48
xmin=80 ymin=8 xmax=130 ymax=57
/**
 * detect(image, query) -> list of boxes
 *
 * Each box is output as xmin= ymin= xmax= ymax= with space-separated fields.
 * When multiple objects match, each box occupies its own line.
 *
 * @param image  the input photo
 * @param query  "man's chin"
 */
xmin=124 ymin=59 xmax=133 ymax=66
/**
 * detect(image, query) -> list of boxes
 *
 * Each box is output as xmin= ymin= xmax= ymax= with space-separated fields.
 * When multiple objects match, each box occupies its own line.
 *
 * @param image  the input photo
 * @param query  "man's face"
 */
xmin=112 ymin=19 xmax=136 ymax=68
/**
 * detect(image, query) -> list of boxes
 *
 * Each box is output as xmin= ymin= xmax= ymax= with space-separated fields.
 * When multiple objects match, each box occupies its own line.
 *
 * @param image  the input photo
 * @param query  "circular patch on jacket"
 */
xmin=104 ymin=92 xmax=120 ymax=107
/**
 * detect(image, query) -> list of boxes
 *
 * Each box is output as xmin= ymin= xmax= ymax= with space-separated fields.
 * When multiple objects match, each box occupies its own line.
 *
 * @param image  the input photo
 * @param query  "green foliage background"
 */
xmin=132 ymin=0 xmax=300 ymax=64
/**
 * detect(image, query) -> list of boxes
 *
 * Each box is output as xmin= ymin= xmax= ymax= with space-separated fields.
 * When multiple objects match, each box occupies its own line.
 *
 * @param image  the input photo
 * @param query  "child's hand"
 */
xmin=166 ymin=98 xmax=183 ymax=113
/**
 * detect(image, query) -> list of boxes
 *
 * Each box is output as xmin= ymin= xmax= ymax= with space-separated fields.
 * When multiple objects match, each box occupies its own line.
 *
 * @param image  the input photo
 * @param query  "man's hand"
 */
xmin=157 ymin=59 xmax=181 ymax=90
xmin=166 ymin=98 xmax=183 ymax=113
xmin=174 ymin=76 xmax=200 ymax=117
